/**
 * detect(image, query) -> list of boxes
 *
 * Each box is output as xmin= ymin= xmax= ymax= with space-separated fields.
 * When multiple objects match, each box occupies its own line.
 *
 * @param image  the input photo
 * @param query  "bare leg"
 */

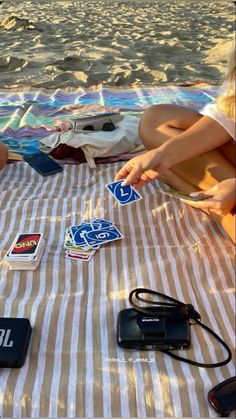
xmin=0 ymin=142 xmax=8 ymax=170
xmin=139 ymin=104 xmax=236 ymax=242
xmin=139 ymin=104 xmax=235 ymax=187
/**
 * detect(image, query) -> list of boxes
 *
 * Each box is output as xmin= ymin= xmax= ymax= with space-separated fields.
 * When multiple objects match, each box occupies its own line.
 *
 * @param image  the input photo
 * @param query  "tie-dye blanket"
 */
xmin=0 ymin=84 xmax=218 ymax=157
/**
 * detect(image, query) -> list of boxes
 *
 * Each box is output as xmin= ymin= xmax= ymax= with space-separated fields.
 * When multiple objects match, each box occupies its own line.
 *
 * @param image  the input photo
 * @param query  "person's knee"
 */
xmin=138 ymin=104 xmax=171 ymax=149
xmin=139 ymin=104 xmax=171 ymax=132
xmin=139 ymin=104 xmax=202 ymax=150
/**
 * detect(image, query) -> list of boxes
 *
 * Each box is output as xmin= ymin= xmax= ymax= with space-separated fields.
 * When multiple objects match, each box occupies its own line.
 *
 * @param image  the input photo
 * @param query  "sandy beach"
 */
xmin=0 ymin=0 xmax=235 ymax=88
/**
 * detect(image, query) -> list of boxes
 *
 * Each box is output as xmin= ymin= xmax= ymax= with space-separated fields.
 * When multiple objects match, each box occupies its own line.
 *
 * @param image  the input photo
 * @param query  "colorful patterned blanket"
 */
xmin=0 ymin=84 xmax=218 ymax=157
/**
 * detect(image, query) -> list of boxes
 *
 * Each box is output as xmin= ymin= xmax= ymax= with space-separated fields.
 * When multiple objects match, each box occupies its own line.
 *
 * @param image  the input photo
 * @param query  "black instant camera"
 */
xmin=116 ymin=288 xmax=232 ymax=369
xmin=117 ymin=306 xmax=191 ymax=351
xmin=116 ymin=288 xmax=198 ymax=351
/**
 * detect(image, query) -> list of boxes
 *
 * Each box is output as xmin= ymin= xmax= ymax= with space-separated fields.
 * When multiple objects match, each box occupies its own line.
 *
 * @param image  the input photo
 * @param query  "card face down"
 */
xmin=4 ymin=233 xmax=45 ymax=270
xmin=106 ymin=180 xmax=142 ymax=205
xmin=8 ymin=233 xmax=42 ymax=258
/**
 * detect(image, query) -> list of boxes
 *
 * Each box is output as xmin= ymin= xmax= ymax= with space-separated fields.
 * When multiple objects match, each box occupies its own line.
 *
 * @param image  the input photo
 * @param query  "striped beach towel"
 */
xmin=0 ymin=161 xmax=234 ymax=417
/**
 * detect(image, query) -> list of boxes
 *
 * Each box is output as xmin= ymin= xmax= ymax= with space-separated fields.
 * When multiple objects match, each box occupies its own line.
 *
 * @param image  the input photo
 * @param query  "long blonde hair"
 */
xmin=216 ymin=42 xmax=235 ymax=120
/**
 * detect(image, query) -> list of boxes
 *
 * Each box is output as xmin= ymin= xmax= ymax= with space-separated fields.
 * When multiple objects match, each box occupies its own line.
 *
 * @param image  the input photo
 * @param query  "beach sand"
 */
xmin=0 ymin=0 xmax=234 ymax=88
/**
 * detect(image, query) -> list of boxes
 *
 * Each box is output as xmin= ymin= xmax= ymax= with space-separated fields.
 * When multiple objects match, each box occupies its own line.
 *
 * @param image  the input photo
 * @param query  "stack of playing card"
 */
xmin=4 ymin=233 xmax=45 ymax=270
xmin=64 ymin=219 xmax=123 ymax=261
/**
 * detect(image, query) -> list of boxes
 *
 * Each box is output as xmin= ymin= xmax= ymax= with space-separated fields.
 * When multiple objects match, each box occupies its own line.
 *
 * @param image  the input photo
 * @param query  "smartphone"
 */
xmin=208 ymin=376 xmax=236 ymax=417
xmin=23 ymin=151 xmax=63 ymax=176
xmin=161 ymin=187 xmax=211 ymax=202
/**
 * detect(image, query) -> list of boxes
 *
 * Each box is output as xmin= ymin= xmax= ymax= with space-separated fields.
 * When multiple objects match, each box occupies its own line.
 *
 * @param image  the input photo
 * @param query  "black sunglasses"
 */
xmin=208 ymin=376 xmax=236 ymax=417
xmin=83 ymin=121 xmax=116 ymax=132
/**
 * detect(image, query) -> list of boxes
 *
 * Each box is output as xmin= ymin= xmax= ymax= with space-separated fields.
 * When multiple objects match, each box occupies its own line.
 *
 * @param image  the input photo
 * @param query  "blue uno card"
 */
xmin=90 ymin=222 xmax=102 ymax=231
xmin=70 ymin=224 xmax=95 ymax=247
xmin=93 ymin=219 xmax=114 ymax=229
xmin=105 ymin=180 xmax=142 ymax=205
xmin=84 ymin=226 xmax=123 ymax=247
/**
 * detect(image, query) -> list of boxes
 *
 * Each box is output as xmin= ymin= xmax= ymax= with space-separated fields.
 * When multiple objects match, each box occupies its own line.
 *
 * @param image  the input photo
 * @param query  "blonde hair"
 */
xmin=215 ymin=42 xmax=235 ymax=120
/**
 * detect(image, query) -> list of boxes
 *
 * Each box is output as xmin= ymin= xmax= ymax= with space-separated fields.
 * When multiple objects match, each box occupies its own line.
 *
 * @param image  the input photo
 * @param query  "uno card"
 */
xmin=6 ymin=239 xmax=45 ymax=270
xmin=92 ymin=219 xmax=114 ymax=229
xmin=66 ymin=251 xmax=92 ymax=261
xmin=106 ymin=180 xmax=142 ymax=205
xmin=66 ymin=247 xmax=96 ymax=256
xmin=70 ymin=224 xmax=100 ymax=249
xmin=64 ymin=228 xmax=75 ymax=248
xmin=83 ymin=226 xmax=123 ymax=247
xmin=90 ymin=222 xmax=103 ymax=231
xmin=70 ymin=224 xmax=94 ymax=247
xmin=6 ymin=250 xmax=36 ymax=262
xmin=161 ymin=187 xmax=211 ymax=202
xmin=7 ymin=233 xmax=43 ymax=259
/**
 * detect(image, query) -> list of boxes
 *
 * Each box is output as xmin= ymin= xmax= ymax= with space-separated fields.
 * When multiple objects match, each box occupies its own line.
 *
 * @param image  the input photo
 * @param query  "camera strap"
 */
xmin=129 ymin=288 xmax=232 ymax=368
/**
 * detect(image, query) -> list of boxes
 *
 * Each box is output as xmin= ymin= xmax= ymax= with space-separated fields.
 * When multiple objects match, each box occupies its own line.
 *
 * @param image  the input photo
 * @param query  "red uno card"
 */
xmin=66 ymin=251 xmax=92 ymax=261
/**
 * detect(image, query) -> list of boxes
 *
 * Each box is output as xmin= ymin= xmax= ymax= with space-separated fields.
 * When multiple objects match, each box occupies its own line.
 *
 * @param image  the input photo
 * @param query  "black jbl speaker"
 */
xmin=0 ymin=318 xmax=32 ymax=368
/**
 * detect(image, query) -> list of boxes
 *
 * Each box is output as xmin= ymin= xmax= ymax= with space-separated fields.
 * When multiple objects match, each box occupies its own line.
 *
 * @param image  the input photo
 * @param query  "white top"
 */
xmin=199 ymin=103 xmax=235 ymax=141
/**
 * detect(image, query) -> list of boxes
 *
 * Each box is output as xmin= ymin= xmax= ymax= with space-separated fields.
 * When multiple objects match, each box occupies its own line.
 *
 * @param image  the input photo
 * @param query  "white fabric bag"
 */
xmin=40 ymin=115 xmax=141 ymax=168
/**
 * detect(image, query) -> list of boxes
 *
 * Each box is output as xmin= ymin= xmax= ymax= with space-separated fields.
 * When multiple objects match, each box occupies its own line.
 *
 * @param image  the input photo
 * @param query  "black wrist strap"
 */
xmin=129 ymin=288 xmax=232 ymax=368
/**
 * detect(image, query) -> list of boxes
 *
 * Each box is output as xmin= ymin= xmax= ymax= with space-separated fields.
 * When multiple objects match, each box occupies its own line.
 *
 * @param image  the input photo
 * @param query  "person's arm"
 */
xmin=0 ymin=143 xmax=8 ymax=170
xmin=115 ymin=116 xmax=232 ymax=188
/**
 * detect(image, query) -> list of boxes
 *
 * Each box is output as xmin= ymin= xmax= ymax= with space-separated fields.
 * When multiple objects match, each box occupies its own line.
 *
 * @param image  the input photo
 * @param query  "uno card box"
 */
xmin=0 ymin=318 xmax=32 ymax=368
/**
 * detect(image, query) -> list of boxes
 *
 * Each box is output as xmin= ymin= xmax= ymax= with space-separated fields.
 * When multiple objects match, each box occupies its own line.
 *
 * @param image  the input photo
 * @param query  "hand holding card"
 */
xmin=160 ymin=186 xmax=212 ymax=202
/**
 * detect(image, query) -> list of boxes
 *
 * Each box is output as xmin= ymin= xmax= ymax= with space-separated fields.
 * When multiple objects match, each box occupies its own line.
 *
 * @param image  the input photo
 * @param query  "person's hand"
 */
xmin=183 ymin=178 xmax=236 ymax=216
xmin=114 ymin=148 xmax=171 ymax=189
